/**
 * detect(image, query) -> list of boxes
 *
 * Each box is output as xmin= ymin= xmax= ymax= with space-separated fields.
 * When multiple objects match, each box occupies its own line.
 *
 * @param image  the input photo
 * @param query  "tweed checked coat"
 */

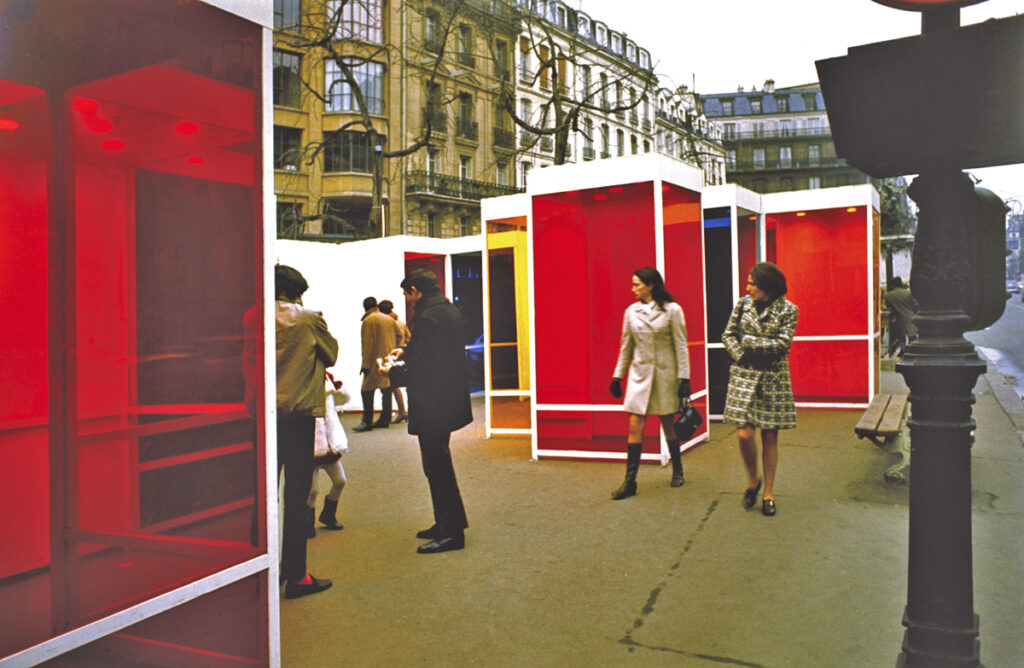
xmin=721 ymin=295 xmax=798 ymax=429
xmin=613 ymin=301 xmax=689 ymax=416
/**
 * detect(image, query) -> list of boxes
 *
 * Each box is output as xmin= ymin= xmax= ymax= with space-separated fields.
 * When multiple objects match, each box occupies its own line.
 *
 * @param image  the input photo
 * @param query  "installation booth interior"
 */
xmin=1 ymin=1 xmax=279 ymax=665
xmin=482 ymin=160 xmax=881 ymax=463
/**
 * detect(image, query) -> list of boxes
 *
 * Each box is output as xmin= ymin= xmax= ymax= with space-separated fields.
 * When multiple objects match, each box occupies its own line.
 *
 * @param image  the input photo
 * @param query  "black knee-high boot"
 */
xmin=668 ymin=439 xmax=684 ymax=487
xmin=612 ymin=442 xmax=643 ymax=500
xmin=318 ymin=498 xmax=344 ymax=530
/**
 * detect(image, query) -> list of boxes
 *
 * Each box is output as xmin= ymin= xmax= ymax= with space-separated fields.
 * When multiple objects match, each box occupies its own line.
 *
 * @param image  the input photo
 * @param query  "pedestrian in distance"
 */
xmin=884 ymin=276 xmax=918 ymax=358
xmin=378 ymin=299 xmax=410 ymax=423
xmin=382 ymin=269 xmax=472 ymax=554
xmin=609 ymin=266 xmax=691 ymax=500
xmin=274 ymin=264 xmax=338 ymax=598
xmin=721 ymin=262 xmax=798 ymax=517
xmin=306 ymin=372 xmax=350 ymax=536
xmin=355 ymin=296 xmax=397 ymax=432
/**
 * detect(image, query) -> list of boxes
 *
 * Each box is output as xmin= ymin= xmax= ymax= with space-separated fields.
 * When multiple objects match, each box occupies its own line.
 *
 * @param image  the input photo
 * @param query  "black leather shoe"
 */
xmin=353 ymin=422 xmax=373 ymax=432
xmin=283 ymin=575 xmax=332 ymax=599
xmin=416 ymin=524 xmax=440 ymax=539
xmin=417 ymin=534 xmax=465 ymax=554
xmin=762 ymin=498 xmax=777 ymax=516
xmin=742 ymin=479 xmax=762 ymax=510
xmin=372 ymin=420 xmax=390 ymax=429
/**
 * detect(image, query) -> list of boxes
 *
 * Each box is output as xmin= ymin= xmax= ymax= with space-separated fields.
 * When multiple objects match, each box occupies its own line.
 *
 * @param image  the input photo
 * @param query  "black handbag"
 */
xmin=673 ymin=397 xmax=703 ymax=441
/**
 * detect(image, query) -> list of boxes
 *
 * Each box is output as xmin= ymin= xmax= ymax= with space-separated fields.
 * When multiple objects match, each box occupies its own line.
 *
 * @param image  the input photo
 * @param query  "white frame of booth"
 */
xmin=526 ymin=153 xmax=711 ymax=464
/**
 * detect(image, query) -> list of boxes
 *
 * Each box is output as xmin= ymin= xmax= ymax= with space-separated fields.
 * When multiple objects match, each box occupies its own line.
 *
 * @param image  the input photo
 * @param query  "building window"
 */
xmin=459 ymin=155 xmax=472 ymax=181
xmin=779 ymin=146 xmax=792 ymax=168
xmin=596 ymin=24 xmax=606 ymax=46
xmin=458 ymin=24 xmax=474 ymax=68
xmin=600 ymin=123 xmax=609 ymax=156
xmin=273 ymin=50 xmax=301 ymax=108
xmin=616 ymin=129 xmax=624 ymax=157
xmin=520 ymin=161 xmax=531 ymax=189
xmin=630 ymin=134 xmax=638 ymax=155
xmin=611 ymin=33 xmax=622 ymax=54
xmin=424 ymin=10 xmax=442 ymax=52
xmin=639 ymin=50 xmax=650 ymax=70
xmin=750 ymin=99 xmax=761 ymax=114
xmin=519 ymin=37 xmax=531 ymax=82
xmin=325 ymin=59 xmax=384 ymax=114
xmin=643 ymin=139 xmax=650 ymax=153
xmin=580 ymin=65 xmax=591 ymax=98
xmin=555 ymin=5 xmax=566 ymax=27
xmin=578 ymin=15 xmax=591 ymax=38
xmin=274 ymin=0 xmax=300 ymax=30
xmin=427 ymin=148 xmax=439 ymax=174
xmin=323 ymin=130 xmax=376 ymax=173
xmin=626 ymin=43 xmax=635 ymax=62
xmin=809 ymin=144 xmax=820 ymax=166
xmin=274 ymin=126 xmax=302 ymax=170
xmin=751 ymin=121 xmax=765 ymax=137
xmin=426 ymin=212 xmax=438 ymax=238
xmin=753 ymin=148 xmax=765 ymax=170
xmin=599 ymin=72 xmax=609 ymax=108
xmin=808 ymin=176 xmax=821 ymax=189
xmin=722 ymin=100 xmax=733 ymax=116
xmin=494 ymin=39 xmax=509 ymax=80
xmin=496 ymin=162 xmax=509 ymax=186
xmin=780 ymin=119 xmax=792 ymax=136
xmin=803 ymin=94 xmax=817 ymax=111
xmin=723 ymin=122 xmax=736 ymax=139
xmin=328 ymin=0 xmax=382 ymax=42
xmin=460 ymin=215 xmax=472 ymax=236
xmin=776 ymin=96 xmax=788 ymax=113
xmin=538 ymin=45 xmax=550 ymax=90
xmin=806 ymin=117 xmax=821 ymax=134
xmin=583 ymin=117 xmax=593 ymax=149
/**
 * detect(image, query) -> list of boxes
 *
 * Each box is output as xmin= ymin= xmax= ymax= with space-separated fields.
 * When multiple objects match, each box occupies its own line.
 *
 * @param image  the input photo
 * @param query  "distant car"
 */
xmin=1007 ymin=279 xmax=1020 ymax=296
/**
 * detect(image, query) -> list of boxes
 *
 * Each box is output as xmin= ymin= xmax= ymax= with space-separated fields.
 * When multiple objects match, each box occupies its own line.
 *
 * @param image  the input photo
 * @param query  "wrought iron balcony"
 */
xmin=406 ymin=170 xmax=523 ymax=201
xmin=722 ymin=126 xmax=832 ymax=141
xmin=493 ymin=126 xmax=515 ymax=149
xmin=423 ymin=107 xmax=447 ymax=133
xmin=582 ymin=146 xmax=595 ymax=160
xmin=729 ymin=156 xmax=849 ymax=172
xmin=458 ymin=51 xmax=475 ymax=68
xmin=455 ymin=118 xmax=478 ymax=141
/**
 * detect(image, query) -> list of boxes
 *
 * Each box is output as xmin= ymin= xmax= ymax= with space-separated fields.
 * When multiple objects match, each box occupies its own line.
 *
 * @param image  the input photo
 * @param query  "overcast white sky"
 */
xmin=574 ymin=0 xmax=1024 ymax=206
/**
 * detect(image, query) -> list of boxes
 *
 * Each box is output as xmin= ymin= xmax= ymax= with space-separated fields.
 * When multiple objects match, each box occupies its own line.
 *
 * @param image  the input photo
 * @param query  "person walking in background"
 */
xmin=609 ymin=267 xmax=690 ymax=500
xmin=355 ymin=296 xmax=397 ymax=432
xmin=884 ymin=276 xmax=918 ymax=358
xmin=384 ymin=269 xmax=472 ymax=554
xmin=378 ymin=299 xmax=410 ymax=423
xmin=275 ymin=264 xmax=338 ymax=598
xmin=721 ymin=262 xmax=798 ymax=517
xmin=307 ymin=372 xmax=349 ymax=536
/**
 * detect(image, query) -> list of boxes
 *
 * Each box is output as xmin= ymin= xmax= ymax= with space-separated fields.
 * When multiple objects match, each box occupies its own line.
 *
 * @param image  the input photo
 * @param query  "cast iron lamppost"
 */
xmin=817 ymin=1 xmax=1023 ymax=665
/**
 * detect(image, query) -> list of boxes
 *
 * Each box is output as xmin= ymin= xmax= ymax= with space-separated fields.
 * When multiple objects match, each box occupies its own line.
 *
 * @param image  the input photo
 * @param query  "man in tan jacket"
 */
xmin=354 ymin=296 xmax=397 ymax=431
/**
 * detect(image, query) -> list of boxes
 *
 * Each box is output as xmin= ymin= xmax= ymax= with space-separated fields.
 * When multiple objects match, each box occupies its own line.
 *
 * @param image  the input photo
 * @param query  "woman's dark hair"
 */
xmin=400 ymin=268 xmax=440 ymax=294
xmin=378 ymin=299 xmax=394 ymax=314
xmin=275 ymin=264 xmax=308 ymax=301
xmin=750 ymin=262 xmax=787 ymax=299
xmin=634 ymin=266 xmax=675 ymax=306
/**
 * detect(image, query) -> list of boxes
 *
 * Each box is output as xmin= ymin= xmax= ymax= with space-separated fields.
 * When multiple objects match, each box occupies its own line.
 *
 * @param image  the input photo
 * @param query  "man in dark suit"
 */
xmin=386 ymin=269 xmax=472 ymax=554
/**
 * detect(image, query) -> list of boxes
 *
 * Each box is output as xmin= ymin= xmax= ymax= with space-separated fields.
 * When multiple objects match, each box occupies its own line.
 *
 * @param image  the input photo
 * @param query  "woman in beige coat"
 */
xmin=609 ymin=267 xmax=690 ymax=500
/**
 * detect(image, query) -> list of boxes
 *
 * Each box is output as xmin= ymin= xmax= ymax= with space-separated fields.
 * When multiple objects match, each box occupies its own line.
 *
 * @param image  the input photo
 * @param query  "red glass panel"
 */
xmin=790 ymin=339 xmax=871 ymax=403
xmin=1 ymin=1 xmax=265 ymax=660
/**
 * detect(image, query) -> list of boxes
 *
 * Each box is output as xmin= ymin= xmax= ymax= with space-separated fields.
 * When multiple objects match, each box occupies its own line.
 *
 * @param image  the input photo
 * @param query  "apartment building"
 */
xmin=654 ymin=85 xmax=726 ymax=187
xmin=700 ymin=80 xmax=870 ymax=193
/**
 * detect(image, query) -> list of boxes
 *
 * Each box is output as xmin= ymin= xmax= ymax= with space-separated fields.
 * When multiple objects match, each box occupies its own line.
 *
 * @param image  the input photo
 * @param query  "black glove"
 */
xmin=677 ymin=378 xmax=691 ymax=399
xmin=609 ymin=379 xmax=623 ymax=399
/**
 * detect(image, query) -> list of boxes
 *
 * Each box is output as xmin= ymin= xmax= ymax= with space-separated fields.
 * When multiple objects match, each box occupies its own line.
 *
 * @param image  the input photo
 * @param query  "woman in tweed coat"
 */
xmin=609 ymin=267 xmax=691 ymax=500
xmin=721 ymin=262 xmax=798 ymax=516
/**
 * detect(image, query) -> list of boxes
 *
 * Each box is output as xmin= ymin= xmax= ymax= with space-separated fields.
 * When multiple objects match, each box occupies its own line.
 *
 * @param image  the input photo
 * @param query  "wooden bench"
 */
xmin=855 ymin=393 xmax=910 ymax=483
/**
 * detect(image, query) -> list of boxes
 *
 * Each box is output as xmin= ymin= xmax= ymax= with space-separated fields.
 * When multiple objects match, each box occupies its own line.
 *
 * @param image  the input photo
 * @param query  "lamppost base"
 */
xmin=897 ymin=610 xmax=982 ymax=667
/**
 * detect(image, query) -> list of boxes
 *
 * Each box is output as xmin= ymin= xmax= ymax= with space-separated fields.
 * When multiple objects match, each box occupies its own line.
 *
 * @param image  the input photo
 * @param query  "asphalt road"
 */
xmin=966 ymin=292 xmax=1024 ymax=399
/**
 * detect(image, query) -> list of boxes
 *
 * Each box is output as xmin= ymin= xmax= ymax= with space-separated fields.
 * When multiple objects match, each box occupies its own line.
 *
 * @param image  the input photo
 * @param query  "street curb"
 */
xmin=981 ymin=366 xmax=1024 ymax=444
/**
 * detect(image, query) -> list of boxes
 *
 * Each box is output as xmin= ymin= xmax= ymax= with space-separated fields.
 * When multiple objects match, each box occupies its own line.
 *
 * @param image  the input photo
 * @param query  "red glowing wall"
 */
xmin=1 ymin=1 xmax=267 ymax=663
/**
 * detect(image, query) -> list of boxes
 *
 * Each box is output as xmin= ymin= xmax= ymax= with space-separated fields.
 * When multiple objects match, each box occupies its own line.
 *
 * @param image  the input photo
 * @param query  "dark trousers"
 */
xmin=418 ymin=429 xmax=468 ymax=535
xmin=361 ymin=388 xmax=392 ymax=425
xmin=277 ymin=416 xmax=315 ymax=581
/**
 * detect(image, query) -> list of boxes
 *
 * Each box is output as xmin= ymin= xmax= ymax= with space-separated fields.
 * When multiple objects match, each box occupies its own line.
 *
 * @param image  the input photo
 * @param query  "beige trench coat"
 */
xmin=360 ymin=309 xmax=397 ymax=391
xmin=613 ymin=301 xmax=689 ymax=415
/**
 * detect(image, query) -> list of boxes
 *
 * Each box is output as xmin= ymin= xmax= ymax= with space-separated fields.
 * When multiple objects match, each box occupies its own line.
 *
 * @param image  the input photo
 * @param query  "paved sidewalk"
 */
xmin=281 ymin=369 xmax=1024 ymax=667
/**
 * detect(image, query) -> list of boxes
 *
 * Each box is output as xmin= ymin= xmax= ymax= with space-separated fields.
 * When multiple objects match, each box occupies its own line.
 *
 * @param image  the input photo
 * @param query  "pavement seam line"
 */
xmin=617 ymin=498 xmax=764 ymax=666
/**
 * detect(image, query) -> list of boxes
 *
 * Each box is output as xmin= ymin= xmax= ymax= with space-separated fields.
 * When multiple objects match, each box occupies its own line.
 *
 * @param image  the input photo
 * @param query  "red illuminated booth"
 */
xmin=762 ymin=185 xmax=881 ymax=408
xmin=527 ymin=154 xmax=709 ymax=463
xmin=1 ymin=2 xmax=274 ymax=665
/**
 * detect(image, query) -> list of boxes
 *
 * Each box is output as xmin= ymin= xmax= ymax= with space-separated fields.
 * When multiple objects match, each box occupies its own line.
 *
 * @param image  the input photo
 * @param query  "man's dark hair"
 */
xmin=363 ymin=296 xmax=378 ymax=311
xmin=400 ymin=269 xmax=440 ymax=294
xmin=750 ymin=262 xmax=788 ymax=299
xmin=889 ymin=276 xmax=903 ymax=289
xmin=378 ymin=299 xmax=394 ymax=314
xmin=275 ymin=264 xmax=308 ymax=301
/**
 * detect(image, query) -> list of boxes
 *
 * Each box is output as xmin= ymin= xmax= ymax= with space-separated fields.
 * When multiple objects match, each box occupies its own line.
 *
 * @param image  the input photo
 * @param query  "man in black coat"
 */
xmin=387 ymin=269 xmax=472 ymax=553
